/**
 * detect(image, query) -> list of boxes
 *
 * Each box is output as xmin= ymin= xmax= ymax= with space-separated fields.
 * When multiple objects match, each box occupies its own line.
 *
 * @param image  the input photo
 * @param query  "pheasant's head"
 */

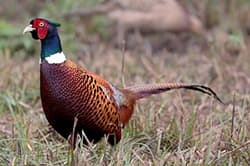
xmin=23 ymin=18 xmax=65 ymax=62
xmin=23 ymin=18 xmax=60 ymax=40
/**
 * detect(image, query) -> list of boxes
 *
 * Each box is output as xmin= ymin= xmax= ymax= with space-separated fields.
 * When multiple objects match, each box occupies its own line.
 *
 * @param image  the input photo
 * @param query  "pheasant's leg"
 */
xmin=107 ymin=128 xmax=122 ymax=145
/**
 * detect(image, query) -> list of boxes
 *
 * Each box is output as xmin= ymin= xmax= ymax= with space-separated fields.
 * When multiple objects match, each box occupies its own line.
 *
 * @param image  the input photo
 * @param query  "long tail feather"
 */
xmin=126 ymin=83 xmax=224 ymax=104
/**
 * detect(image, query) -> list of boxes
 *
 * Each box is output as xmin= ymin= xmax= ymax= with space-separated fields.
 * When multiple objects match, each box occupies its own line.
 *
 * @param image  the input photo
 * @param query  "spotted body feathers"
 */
xmin=41 ymin=60 xmax=122 ymax=144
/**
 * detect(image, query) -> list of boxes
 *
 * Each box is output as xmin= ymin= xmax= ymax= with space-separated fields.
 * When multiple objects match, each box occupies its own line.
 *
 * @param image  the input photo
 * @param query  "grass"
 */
xmin=0 ymin=46 xmax=249 ymax=165
xmin=0 ymin=0 xmax=250 ymax=165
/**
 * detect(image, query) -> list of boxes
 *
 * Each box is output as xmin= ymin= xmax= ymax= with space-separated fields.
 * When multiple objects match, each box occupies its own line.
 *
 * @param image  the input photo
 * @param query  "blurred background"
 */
xmin=0 ymin=0 xmax=249 ymax=165
xmin=1 ymin=0 xmax=250 ymax=61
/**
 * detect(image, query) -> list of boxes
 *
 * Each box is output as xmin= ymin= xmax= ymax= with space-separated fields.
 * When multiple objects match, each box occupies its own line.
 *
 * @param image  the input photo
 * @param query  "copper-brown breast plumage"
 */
xmin=40 ymin=60 xmax=121 ymax=143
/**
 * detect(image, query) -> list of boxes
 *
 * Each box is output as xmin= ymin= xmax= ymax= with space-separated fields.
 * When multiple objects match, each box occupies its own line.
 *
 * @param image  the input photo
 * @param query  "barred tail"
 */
xmin=126 ymin=83 xmax=224 ymax=104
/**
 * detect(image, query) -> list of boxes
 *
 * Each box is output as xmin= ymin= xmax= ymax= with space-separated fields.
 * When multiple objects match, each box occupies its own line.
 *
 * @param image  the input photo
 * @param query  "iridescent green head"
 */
xmin=23 ymin=18 xmax=62 ymax=60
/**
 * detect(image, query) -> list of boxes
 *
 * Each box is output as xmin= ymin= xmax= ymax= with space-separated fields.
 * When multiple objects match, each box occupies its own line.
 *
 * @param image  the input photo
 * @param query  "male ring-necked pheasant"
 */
xmin=23 ymin=18 xmax=223 ymax=145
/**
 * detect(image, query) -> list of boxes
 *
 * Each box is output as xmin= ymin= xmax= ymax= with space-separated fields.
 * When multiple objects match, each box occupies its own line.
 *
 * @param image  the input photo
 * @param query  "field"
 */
xmin=0 ymin=0 xmax=249 ymax=165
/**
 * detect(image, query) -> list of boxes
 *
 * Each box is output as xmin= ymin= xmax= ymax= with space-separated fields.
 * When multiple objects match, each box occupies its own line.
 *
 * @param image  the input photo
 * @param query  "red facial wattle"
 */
xmin=37 ymin=27 xmax=48 ymax=39
xmin=32 ymin=19 xmax=49 ymax=40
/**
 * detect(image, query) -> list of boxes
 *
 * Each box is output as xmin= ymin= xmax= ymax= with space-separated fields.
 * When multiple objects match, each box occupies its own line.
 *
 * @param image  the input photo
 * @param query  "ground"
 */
xmin=0 ymin=0 xmax=249 ymax=165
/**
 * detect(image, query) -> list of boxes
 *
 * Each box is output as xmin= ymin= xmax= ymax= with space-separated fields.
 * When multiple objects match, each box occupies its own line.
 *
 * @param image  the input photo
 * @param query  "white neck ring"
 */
xmin=40 ymin=52 xmax=67 ymax=64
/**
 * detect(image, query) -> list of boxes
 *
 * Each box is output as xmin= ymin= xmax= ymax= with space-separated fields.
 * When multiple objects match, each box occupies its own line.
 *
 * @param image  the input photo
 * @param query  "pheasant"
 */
xmin=23 ymin=18 xmax=223 ymax=145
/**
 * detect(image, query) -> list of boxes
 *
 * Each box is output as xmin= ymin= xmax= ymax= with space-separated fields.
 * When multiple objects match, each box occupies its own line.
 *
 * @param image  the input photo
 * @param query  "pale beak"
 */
xmin=23 ymin=24 xmax=35 ymax=34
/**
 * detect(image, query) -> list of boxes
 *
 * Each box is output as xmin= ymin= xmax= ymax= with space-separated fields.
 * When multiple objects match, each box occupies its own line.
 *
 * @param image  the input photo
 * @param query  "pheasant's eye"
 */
xmin=39 ymin=22 xmax=45 ymax=27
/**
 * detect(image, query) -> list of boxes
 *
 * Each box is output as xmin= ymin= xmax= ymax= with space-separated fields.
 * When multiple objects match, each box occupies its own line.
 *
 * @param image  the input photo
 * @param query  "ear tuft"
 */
xmin=48 ymin=20 xmax=61 ymax=27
